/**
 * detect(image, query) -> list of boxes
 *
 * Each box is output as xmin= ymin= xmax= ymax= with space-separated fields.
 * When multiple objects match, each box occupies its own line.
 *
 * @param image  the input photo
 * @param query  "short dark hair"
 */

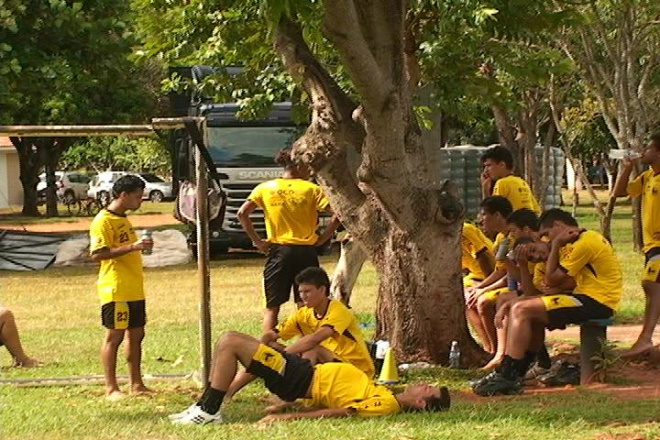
xmin=650 ymin=132 xmax=660 ymax=149
xmin=481 ymin=196 xmax=513 ymax=219
xmin=424 ymin=386 xmax=451 ymax=412
xmin=512 ymin=236 xmax=535 ymax=248
xmin=274 ymin=148 xmax=295 ymax=169
xmin=507 ymin=209 xmax=539 ymax=231
xmin=481 ymin=145 xmax=514 ymax=169
xmin=538 ymin=208 xmax=579 ymax=229
xmin=295 ymin=267 xmax=330 ymax=295
xmin=112 ymin=174 xmax=145 ymax=197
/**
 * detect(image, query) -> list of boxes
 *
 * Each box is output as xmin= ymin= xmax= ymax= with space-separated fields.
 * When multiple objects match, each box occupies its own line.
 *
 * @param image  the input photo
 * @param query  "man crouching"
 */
xmin=170 ymin=331 xmax=450 ymax=424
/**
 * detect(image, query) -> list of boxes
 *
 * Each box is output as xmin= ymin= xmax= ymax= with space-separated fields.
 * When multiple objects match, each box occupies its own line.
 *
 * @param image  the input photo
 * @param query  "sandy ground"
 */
xmin=0 ymin=213 xmax=179 ymax=233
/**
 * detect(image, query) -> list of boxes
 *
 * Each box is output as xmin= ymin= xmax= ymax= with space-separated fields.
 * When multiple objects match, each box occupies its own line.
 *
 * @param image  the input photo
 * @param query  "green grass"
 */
xmin=1 ymin=192 xmax=659 ymax=439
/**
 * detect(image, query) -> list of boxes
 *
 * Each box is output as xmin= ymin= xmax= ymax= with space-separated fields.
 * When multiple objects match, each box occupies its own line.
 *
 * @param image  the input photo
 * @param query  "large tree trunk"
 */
xmin=11 ymin=137 xmax=42 ymax=216
xmin=274 ymin=7 xmax=485 ymax=365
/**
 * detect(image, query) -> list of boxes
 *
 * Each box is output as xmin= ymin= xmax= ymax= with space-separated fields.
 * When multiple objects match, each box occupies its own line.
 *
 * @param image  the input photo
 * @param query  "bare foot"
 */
xmin=480 ymin=356 xmax=503 ymax=371
xmin=13 ymin=357 xmax=43 ymax=368
xmin=622 ymin=340 xmax=654 ymax=358
xmin=106 ymin=390 xmax=125 ymax=401
xmin=131 ymin=384 xmax=154 ymax=395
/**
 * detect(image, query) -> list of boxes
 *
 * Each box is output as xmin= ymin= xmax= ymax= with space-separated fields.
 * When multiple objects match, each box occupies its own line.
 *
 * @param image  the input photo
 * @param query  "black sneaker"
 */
xmin=469 ymin=371 xmax=499 ymax=388
xmin=472 ymin=371 xmax=522 ymax=396
xmin=537 ymin=361 xmax=580 ymax=386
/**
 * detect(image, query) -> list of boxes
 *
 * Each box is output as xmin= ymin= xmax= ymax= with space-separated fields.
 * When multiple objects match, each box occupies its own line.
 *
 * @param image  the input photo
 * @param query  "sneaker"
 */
xmin=537 ymin=361 xmax=580 ymax=387
xmin=170 ymin=405 xmax=223 ymax=425
xmin=469 ymin=371 xmax=499 ymax=388
xmin=523 ymin=362 xmax=551 ymax=381
xmin=168 ymin=403 xmax=199 ymax=421
xmin=472 ymin=371 xmax=522 ymax=396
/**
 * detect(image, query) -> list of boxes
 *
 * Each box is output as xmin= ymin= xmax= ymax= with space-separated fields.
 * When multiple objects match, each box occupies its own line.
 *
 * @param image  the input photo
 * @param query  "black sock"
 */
xmin=537 ymin=345 xmax=551 ymax=369
xmin=521 ymin=351 xmax=538 ymax=375
xmin=499 ymin=355 xmax=524 ymax=381
xmin=198 ymin=387 xmax=226 ymax=415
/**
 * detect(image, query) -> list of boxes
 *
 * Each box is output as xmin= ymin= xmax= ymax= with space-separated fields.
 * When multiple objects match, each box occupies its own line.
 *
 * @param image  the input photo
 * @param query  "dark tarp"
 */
xmin=0 ymin=230 xmax=66 ymax=271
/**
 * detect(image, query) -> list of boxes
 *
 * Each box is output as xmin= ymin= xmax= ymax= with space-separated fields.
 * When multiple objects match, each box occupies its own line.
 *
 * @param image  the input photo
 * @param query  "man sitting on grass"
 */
xmin=170 ymin=331 xmax=450 ymax=424
xmin=225 ymin=267 xmax=375 ymax=400
xmin=472 ymin=209 xmax=622 ymax=396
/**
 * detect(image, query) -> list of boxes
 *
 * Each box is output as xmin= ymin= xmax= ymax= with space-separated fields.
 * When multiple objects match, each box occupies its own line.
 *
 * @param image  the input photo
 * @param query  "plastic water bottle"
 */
xmin=449 ymin=341 xmax=460 ymax=368
xmin=140 ymin=230 xmax=153 ymax=255
xmin=608 ymin=149 xmax=641 ymax=160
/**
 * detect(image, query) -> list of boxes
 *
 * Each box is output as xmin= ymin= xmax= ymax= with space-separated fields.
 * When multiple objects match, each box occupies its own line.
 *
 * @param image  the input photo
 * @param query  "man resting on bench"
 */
xmin=472 ymin=209 xmax=622 ymax=396
xmin=170 ymin=331 xmax=450 ymax=424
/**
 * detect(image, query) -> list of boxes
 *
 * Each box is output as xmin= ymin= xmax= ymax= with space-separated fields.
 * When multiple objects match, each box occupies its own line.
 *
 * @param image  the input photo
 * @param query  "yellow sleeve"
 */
xmin=559 ymin=236 xmax=594 ymax=279
xmin=463 ymin=224 xmax=489 ymax=256
xmin=248 ymin=183 xmax=265 ymax=208
xmin=627 ymin=173 xmax=645 ymax=198
xmin=275 ymin=310 xmax=304 ymax=341
xmin=349 ymin=396 xmax=400 ymax=417
xmin=313 ymin=184 xmax=329 ymax=211
xmin=532 ymin=262 xmax=546 ymax=289
xmin=321 ymin=303 xmax=353 ymax=337
xmin=89 ymin=216 xmax=113 ymax=253
xmin=492 ymin=178 xmax=509 ymax=199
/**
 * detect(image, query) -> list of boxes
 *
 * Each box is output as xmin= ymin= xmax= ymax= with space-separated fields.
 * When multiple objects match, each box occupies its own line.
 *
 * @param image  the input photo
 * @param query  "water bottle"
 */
xmin=495 ymin=238 xmax=510 ymax=261
xmin=140 ymin=230 xmax=153 ymax=255
xmin=449 ymin=340 xmax=460 ymax=368
xmin=608 ymin=149 xmax=641 ymax=160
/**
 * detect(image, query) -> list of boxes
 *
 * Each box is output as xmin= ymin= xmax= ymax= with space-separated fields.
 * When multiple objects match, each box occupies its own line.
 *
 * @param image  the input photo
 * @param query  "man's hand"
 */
xmin=553 ymin=227 xmax=583 ymax=247
xmin=253 ymin=239 xmax=271 ymax=254
xmin=480 ymin=169 xmax=492 ymax=192
xmin=466 ymin=288 xmax=485 ymax=309
xmin=258 ymin=414 xmax=292 ymax=424
xmin=514 ymin=244 xmax=529 ymax=265
xmin=133 ymin=238 xmax=153 ymax=253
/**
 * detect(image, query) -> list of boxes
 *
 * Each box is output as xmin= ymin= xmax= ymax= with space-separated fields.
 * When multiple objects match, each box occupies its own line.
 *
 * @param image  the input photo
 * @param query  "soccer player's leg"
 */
xmin=481 ymin=291 xmax=518 ymax=370
xmin=262 ymin=245 xmax=291 ymax=332
xmin=477 ymin=287 xmax=508 ymax=355
xmin=101 ymin=301 xmax=128 ymax=400
xmin=124 ymin=300 xmax=149 ymax=394
xmin=624 ymin=257 xmax=660 ymax=357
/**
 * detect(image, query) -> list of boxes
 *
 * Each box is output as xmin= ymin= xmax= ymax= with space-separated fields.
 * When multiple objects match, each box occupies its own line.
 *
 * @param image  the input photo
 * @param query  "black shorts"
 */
xmin=246 ymin=344 xmax=314 ymax=402
xmin=101 ymin=300 xmax=146 ymax=330
xmin=541 ymin=294 xmax=613 ymax=330
xmin=263 ymin=244 xmax=319 ymax=308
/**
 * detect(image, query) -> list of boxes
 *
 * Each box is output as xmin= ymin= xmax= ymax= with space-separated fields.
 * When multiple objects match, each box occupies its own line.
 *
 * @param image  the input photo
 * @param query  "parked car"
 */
xmin=37 ymin=172 xmax=91 ymax=202
xmin=88 ymin=171 xmax=173 ymax=204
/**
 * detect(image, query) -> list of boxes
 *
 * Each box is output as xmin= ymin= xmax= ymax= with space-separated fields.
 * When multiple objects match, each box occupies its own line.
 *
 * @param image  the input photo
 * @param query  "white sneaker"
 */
xmin=170 ymin=405 xmax=223 ymax=425
xmin=168 ymin=403 xmax=198 ymax=421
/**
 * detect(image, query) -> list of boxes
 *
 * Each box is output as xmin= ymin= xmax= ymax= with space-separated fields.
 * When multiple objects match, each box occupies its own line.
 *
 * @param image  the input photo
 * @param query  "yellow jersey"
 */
xmin=532 ymin=262 xmax=546 ymax=290
xmin=248 ymin=178 xmax=329 ymax=245
xmin=558 ymin=230 xmax=622 ymax=310
xmin=493 ymin=175 xmax=541 ymax=214
xmin=276 ymin=299 xmax=375 ymax=377
xmin=461 ymin=223 xmax=494 ymax=280
xmin=627 ymin=168 xmax=660 ymax=253
xmin=89 ymin=209 xmax=144 ymax=304
xmin=307 ymin=362 xmax=400 ymax=417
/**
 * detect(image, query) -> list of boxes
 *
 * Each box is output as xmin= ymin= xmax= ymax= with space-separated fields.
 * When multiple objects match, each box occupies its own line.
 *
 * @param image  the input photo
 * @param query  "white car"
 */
xmin=88 ymin=171 xmax=173 ymax=204
xmin=37 ymin=172 xmax=91 ymax=202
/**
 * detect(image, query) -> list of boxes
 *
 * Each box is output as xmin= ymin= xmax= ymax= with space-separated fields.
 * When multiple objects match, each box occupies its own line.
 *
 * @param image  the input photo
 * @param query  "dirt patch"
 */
xmin=0 ymin=213 xmax=179 ymax=233
xmin=548 ymin=325 xmax=660 ymax=346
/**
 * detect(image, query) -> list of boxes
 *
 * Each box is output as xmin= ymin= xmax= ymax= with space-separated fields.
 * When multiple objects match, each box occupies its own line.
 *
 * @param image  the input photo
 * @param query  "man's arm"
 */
xmin=476 ymin=250 xmax=495 ymax=277
xmin=544 ymin=229 xmax=582 ymax=287
xmin=90 ymin=241 xmax=149 ymax=262
xmin=237 ymin=200 xmax=269 ymax=253
xmin=612 ymin=160 xmax=635 ymax=197
xmin=315 ymin=214 xmax=341 ymax=247
xmin=284 ymin=326 xmax=335 ymax=354
xmin=259 ymin=408 xmax=354 ymax=423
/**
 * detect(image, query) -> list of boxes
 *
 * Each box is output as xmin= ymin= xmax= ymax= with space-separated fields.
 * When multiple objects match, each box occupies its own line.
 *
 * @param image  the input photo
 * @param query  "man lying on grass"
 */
xmin=170 ymin=331 xmax=450 ymax=425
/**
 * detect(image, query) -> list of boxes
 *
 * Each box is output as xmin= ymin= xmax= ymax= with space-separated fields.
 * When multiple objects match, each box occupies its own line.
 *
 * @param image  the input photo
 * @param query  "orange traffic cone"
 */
xmin=377 ymin=347 xmax=399 ymax=384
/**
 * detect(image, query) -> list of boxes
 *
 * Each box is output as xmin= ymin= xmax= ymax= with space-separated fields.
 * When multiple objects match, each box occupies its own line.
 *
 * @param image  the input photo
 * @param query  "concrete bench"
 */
xmin=579 ymin=317 xmax=615 ymax=384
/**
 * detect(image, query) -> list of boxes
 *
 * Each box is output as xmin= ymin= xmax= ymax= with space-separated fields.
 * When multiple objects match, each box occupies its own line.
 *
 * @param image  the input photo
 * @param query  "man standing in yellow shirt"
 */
xmin=473 ymin=209 xmax=621 ymax=396
xmin=613 ymin=133 xmax=660 ymax=357
xmin=224 ymin=267 xmax=375 ymax=399
xmin=480 ymin=145 xmax=541 ymax=214
xmin=89 ymin=175 xmax=153 ymax=400
xmin=169 ymin=331 xmax=450 ymax=425
xmin=238 ymin=149 xmax=340 ymax=332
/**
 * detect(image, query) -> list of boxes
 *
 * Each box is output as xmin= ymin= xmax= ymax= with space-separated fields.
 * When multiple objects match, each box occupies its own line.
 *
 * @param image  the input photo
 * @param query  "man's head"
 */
xmin=481 ymin=146 xmax=514 ymax=179
xmin=537 ymin=208 xmax=579 ymax=241
xmin=295 ymin=267 xmax=330 ymax=308
xmin=400 ymin=383 xmax=451 ymax=412
xmin=506 ymin=209 xmax=539 ymax=240
xmin=275 ymin=148 xmax=311 ymax=180
xmin=112 ymin=175 xmax=145 ymax=211
xmin=479 ymin=196 xmax=513 ymax=236
xmin=525 ymin=240 xmax=551 ymax=263
xmin=641 ymin=133 xmax=660 ymax=166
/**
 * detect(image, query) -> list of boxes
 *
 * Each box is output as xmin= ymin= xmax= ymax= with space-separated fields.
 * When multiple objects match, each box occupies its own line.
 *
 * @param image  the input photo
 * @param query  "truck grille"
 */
xmin=222 ymin=182 xmax=266 ymax=232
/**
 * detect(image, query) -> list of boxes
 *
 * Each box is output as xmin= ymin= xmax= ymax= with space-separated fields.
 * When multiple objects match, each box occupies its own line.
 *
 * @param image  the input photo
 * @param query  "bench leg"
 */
xmin=580 ymin=325 xmax=607 ymax=385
